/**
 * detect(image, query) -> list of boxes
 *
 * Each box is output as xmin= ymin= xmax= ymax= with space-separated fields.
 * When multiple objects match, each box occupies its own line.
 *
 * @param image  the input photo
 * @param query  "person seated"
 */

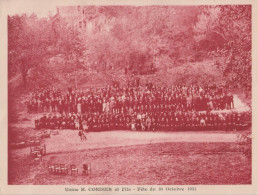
xmin=236 ymin=113 xmax=242 ymax=130
xmin=92 ymin=119 xmax=97 ymax=131
xmin=45 ymin=114 xmax=51 ymax=129
xmin=54 ymin=115 xmax=59 ymax=129
xmin=200 ymin=117 xmax=206 ymax=126
xmin=136 ymin=118 xmax=141 ymax=131
xmin=146 ymin=117 xmax=151 ymax=131
xmin=126 ymin=117 xmax=131 ymax=130
xmin=61 ymin=117 xmax=66 ymax=130
xmin=141 ymin=119 xmax=146 ymax=131
xmin=131 ymin=119 xmax=136 ymax=131
xmin=151 ymin=117 xmax=156 ymax=131
xmin=49 ymin=116 xmax=55 ymax=130
xmin=200 ymin=117 xmax=206 ymax=130
xmin=105 ymin=117 xmax=111 ymax=130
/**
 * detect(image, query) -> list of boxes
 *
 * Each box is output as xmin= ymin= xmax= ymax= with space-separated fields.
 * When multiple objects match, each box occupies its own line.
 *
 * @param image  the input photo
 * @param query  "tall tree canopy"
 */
xmin=8 ymin=13 xmax=84 ymax=87
xmin=193 ymin=5 xmax=251 ymax=91
xmin=8 ymin=5 xmax=251 ymax=91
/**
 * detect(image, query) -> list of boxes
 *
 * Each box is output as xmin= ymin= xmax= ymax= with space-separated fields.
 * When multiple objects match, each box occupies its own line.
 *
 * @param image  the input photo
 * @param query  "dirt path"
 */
xmin=44 ymin=130 xmax=241 ymax=154
xmin=11 ymin=130 xmax=241 ymax=159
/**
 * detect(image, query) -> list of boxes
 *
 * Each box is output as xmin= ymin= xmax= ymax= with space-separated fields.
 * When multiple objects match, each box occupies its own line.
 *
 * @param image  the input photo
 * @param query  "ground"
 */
xmin=8 ymin=129 xmax=251 ymax=185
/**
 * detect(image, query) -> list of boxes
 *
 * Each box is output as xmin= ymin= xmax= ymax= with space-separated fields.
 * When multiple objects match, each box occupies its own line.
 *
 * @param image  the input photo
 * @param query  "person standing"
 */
xmin=146 ymin=116 xmax=151 ymax=131
xmin=79 ymin=130 xmax=87 ymax=141
xmin=77 ymin=101 xmax=82 ymax=115
xmin=74 ymin=117 xmax=80 ymax=130
xmin=230 ymin=95 xmax=234 ymax=109
xmin=82 ymin=119 xmax=89 ymax=133
xmin=102 ymin=100 xmax=107 ymax=113
xmin=106 ymin=100 xmax=110 ymax=113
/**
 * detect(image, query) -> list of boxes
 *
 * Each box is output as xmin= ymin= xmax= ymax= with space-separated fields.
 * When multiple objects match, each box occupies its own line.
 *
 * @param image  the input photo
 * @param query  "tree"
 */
xmin=8 ymin=14 xmax=54 ymax=87
xmin=193 ymin=5 xmax=251 ymax=91
xmin=80 ymin=6 xmax=200 ymax=74
xmin=8 ymin=13 xmax=85 ymax=88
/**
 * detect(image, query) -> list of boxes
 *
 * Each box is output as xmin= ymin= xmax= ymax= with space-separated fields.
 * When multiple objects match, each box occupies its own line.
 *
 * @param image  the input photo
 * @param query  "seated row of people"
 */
xmin=35 ymin=111 xmax=251 ymax=131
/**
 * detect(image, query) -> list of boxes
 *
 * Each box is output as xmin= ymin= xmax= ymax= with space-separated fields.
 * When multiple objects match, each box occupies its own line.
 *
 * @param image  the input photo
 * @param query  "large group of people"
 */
xmin=34 ymin=111 xmax=251 ymax=132
xmin=27 ymin=83 xmax=234 ymax=115
xmin=31 ymin=83 xmax=251 ymax=132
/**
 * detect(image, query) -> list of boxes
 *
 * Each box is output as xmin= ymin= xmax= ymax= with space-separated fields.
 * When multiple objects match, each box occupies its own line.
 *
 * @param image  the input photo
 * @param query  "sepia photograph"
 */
xmin=2 ymin=0 xmax=255 ymax=190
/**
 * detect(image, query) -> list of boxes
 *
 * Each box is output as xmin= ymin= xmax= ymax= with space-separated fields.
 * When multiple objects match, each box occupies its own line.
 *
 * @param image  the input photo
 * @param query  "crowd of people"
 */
xmin=27 ymin=83 xmax=234 ymax=115
xmin=35 ymin=111 xmax=251 ymax=131
xmin=31 ymin=83 xmax=251 ymax=132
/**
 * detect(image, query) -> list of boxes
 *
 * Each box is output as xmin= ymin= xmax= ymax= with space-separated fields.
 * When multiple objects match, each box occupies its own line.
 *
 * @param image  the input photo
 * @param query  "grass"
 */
xmin=8 ymin=141 xmax=251 ymax=185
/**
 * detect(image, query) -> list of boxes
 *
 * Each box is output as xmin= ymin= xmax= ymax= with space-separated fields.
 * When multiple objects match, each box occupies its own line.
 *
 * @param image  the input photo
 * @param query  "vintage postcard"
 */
xmin=0 ymin=0 xmax=257 ymax=194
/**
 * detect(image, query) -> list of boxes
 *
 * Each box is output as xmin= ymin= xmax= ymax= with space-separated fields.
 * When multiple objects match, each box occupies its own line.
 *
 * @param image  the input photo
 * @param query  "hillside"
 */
xmin=7 ymin=5 xmax=252 ymax=122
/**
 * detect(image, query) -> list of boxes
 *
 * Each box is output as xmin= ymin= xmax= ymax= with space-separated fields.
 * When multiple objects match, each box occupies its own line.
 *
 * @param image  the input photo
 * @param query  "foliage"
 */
xmin=8 ymin=13 xmax=84 ymax=88
xmin=82 ymin=6 xmax=200 ymax=72
xmin=8 ymin=6 xmax=251 ymax=92
xmin=193 ymin=5 xmax=251 ymax=91
xmin=8 ymin=14 xmax=53 ymax=86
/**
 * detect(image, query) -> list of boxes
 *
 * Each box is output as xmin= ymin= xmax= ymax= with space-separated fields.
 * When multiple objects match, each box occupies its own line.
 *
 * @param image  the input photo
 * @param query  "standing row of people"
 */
xmin=27 ymin=84 xmax=234 ymax=115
